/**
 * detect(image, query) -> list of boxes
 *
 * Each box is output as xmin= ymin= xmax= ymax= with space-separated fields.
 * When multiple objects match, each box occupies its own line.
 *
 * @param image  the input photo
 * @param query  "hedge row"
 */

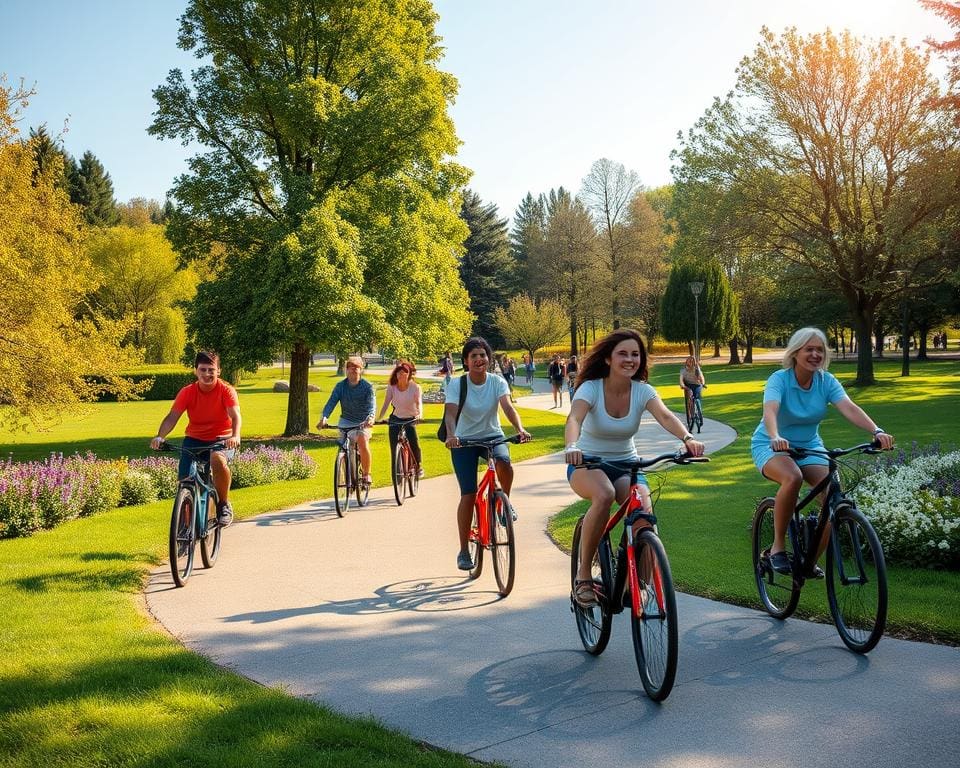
xmin=86 ymin=372 xmax=196 ymax=401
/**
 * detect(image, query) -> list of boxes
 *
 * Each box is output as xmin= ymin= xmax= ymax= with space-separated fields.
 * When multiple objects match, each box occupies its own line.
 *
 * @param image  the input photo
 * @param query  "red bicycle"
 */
xmin=460 ymin=434 xmax=524 ymax=597
xmin=570 ymin=450 xmax=707 ymax=701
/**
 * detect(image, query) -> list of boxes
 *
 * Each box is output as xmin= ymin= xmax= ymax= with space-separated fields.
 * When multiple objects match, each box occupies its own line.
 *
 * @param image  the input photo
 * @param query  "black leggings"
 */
xmin=388 ymin=417 xmax=422 ymax=467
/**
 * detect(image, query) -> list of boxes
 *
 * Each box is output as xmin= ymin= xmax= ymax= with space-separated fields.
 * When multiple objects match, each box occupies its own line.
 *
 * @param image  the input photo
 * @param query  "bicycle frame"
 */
xmin=182 ymin=456 xmax=217 ymax=536
xmin=337 ymin=427 xmax=364 ymax=489
xmin=473 ymin=453 xmax=499 ymax=547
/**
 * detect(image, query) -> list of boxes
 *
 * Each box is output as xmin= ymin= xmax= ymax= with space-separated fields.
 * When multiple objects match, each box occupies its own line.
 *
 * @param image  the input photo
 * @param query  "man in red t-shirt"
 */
xmin=150 ymin=351 xmax=242 ymax=526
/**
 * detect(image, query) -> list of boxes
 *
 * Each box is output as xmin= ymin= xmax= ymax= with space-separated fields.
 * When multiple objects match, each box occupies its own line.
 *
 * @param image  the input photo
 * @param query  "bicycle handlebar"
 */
xmin=777 ymin=441 xmax=884 ymax=460
xmin=374 ymin=417 xmax=418 ymax=425
xmin=576 ymin=450 xmax=710 ymax=471
xmin=456 ymin=434 xmax=526 ymax=449
xmin=156 ymin=440 xmax=228 ymax=455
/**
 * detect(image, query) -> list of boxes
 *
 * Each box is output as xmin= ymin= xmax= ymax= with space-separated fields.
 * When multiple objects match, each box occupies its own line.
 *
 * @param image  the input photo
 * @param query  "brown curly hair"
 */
xmin=575 ymin=329 xmax=649 ymax=390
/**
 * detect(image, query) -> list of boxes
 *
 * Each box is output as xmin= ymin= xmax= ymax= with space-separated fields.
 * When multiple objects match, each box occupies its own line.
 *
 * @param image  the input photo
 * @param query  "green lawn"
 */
xmin=549 ymin=357 xmax=960 ymax=644
xmin=0 ymin=366 xmax=566 ymax=768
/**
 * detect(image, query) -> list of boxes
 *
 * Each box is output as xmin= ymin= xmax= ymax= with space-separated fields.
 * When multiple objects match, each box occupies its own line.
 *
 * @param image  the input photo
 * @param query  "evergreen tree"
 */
xmin=509 ymin=192 xmax=545 ymax=295
xmin=28 ymin=125 xmax=67 ymax=185
xmin=69 ymin=150 xmax=119 ymax=226
xmin=660 ymin=258 xmax=737 ymax=360
xmin=459 ymin=189 xmax=514 ymax=346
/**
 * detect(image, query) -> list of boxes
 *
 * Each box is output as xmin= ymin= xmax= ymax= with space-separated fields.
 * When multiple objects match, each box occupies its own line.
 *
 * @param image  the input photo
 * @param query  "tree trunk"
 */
xmin=713 ymin=339 xmax=721 ymax=358
xmin=744 ymin=330 xmax=754 ymax=364
xmin=569 ymin=315 xmax=578 ymax=356
xmin=873 ymin=319 xmax=885 ymax=358
xmin=854 ymin=311 xmax=876 ymax=385
xmin=284 ymin=341 xmax=311 ymax=436
xmin=728 ymin=338 xmax=741 ymax=365
xmin=917 ymin=324 xmax=930 ymax=361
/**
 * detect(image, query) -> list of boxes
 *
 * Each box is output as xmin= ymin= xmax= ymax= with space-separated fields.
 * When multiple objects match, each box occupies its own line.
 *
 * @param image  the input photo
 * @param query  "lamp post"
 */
xmin=689 ymin=281 xmax=704 ymax=362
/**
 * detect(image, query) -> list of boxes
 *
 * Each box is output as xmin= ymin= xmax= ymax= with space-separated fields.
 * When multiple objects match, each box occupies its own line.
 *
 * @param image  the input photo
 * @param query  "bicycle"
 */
xmin=331 ymin=426 xmax=371 ymax=517
xmin=570 ymin=450 xmax=708 ymax=702
xmin=752 ymin=441 xmax=889 ymax=653
xmin=459 ymin=434 xmax=524 ymax=597
xmin=160 ymin=440 xmax=227 ymax=588
xmin=377 ymin=417 xmax=420 ymax=505
xmin=683 ymin=386 xmax=704 ymax=433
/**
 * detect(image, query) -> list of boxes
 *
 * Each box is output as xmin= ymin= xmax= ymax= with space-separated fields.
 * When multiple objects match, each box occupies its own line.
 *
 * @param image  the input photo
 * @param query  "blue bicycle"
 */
xmin=160 ymin=441 xmax=227 ymax=587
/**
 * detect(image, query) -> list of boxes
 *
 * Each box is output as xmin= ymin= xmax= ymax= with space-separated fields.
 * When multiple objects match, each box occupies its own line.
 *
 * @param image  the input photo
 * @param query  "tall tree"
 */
xmin=619 ymin=189 xmax=671 ymax=348
xmin=509 ymin=192 xmax=545 ymax=296
xmin=150 ymin=0 xmax=468 ymax=435
xmin=673 ymin=27 xmax=960 ymax=383
xmin=660 ymin=258 xmax=737 ymax=360
xmin=0 ymin=82 xmax=138 ymax=427
xmin=69 ymin=150 xmax=120 ymax=226
xmin=494 ymin=294 xmax=568 ymax=364
xmin=458 ymin=189 xmax=513 ymax=346
xmin=580 ymin=158 xmax=642 ymax=329
xmin=923 ymin=1 xmax=960 ymax=114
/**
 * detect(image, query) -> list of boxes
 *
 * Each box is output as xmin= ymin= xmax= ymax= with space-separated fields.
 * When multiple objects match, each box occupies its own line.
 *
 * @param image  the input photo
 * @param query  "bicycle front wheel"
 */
xmin=693 ymin=398 xmax=703 ymax=433
xmin=685 ymin=397 xmax=694 ymax=431
xmin=169 ymin=486 xmax=196 ymax=587
xmin=407 ymin=446 xmax=419 ymax=497
xmin=333 ymin=450 xmax=350 ymax=517
xmin=392 ymin=441 xmax=406 ymax=506
xmin=570 ymin=517 xmax=612 ymax=655
xmin=630 ymin=531 xmax=678 ymax=702
xmin=826 ymin=504 xmax=888 ymax=653
xmin=490 ymin=490 xmax=515 ymax=596
xmin=200 ymin=490 xmax=222 ymax=568
xmin=752 ymin=497 xmax=801 ymax=619
xmin=468 ymin=503 xmax=483 ymax=580
xmin=355 ymin=446 xmax=370 ymax=506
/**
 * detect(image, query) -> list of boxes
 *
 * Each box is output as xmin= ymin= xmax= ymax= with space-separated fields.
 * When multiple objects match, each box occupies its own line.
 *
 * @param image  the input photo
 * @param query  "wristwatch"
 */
xmin=681 ymin=434 xmax=694 ymax=443
xmin=872 ymin=428 xmax=885 ymax=435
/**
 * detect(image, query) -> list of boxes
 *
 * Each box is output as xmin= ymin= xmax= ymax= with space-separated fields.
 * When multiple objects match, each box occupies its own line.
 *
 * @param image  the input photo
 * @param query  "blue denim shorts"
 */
xmin=567 ymin=457 xmax=649 ymax=488
xmin=179 ymin=436 xmax=235 ymax=479
xmin=451 ymin=439 xmax=510 ymax=494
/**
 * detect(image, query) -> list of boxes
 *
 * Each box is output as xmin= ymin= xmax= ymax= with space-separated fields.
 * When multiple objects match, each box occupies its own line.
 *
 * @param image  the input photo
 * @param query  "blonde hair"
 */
xmin=782 ymin=327 xmax=831 ymax=370
xmin=346 ymin=355 xmax=365 ymax=370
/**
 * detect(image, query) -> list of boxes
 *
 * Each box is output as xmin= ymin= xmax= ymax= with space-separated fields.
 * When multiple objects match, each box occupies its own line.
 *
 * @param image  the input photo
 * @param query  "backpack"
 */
xmin=437 ymin=375 xmax=468 ymax=441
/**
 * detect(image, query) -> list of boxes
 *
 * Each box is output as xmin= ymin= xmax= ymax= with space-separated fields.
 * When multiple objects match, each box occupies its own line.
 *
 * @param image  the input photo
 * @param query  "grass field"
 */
xmin=548 ymin=357 xmax=960 ymax=644
xmin=1 ymin=358 xmax=957 ymax=767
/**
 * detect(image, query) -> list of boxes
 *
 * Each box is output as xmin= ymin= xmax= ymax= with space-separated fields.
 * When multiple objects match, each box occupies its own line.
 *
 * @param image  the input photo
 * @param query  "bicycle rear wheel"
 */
xmin=685 ymin=396 xmax=694 ymax=431
xmin=333 ymin=449 xmax=350 ymax=517
xmin=490 ymin=490 xmax=516 ymax=596
xmin=407 ymin=445 xmax=419 ymax=497
xmin=355 ymin=445 xmax=370 ymax=506
xmin=693 ymin=398 xmax=703 ymax=433
xmin=468 ymin=503 xmax=483 ymax=580
xmin=630 ymin=531 xmax=678 ymax=702
xmin=752 ymin=497 xmax=801 ymax=619
xmin=392 ymin=441 xmax=406 ymax=506
xmin=200 ymin=490 xmax=222 ymax=568
xmin=826 ymin=504 xmax=888 ymax=653
xmin=570 ymin=517 xmax=613 ymax=655
xmin=169 ymin=486 xmax=196 ymax=587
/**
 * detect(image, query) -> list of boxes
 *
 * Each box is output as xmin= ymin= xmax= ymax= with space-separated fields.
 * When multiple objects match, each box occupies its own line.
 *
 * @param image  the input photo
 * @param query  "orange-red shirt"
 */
xmin=172 ymin=380 xmax=239 ymax=441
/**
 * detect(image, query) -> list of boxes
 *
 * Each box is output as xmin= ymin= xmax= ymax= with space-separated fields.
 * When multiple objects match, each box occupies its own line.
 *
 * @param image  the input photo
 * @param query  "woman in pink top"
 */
xmin=377 ymin=360 xmax=424 ymax=477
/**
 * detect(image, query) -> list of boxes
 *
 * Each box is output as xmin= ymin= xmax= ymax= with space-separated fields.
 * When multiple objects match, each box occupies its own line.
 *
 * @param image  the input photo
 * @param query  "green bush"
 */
xmin=86 ymin=371 xmax=196 ymax=402
xmin=120 ymin=470 xmax=159 ymax=506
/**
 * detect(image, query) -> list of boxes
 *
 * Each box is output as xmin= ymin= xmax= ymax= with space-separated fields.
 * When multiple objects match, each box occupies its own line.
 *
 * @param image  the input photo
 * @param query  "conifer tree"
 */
xmin=69 ymin=150 xmax=119 ymax=226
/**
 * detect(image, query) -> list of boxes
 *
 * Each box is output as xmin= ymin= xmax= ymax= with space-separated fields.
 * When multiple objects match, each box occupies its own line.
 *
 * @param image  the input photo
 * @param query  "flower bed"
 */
xmin=0 ymin=445 xmax=316 ymax=539
xmin=853 ymin=443 xmax=960 ymax=569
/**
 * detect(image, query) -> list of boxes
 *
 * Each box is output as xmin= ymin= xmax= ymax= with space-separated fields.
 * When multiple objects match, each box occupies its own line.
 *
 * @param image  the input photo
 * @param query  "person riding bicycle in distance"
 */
xmin=564 ymin=329 xmax=705 ymax=607
xmin=377 ymin=359 xmax=425 ymax=479
xmin=150 ymin=350 xmax=241 ymax=526
xmin=318 ymin=355 xmax=376 ymax=485
xmin=751 ymin=327 xmax=895 ymax=575
xmin=679 ymin=355 xmax=705 ymax=407
xmin=443 ymin=336 xmax=531 ymax=571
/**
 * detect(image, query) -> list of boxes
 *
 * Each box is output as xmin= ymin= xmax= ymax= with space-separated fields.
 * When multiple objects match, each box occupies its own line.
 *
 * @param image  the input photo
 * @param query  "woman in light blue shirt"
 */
xmin=752 ymin=327 xmax=895 ymax=574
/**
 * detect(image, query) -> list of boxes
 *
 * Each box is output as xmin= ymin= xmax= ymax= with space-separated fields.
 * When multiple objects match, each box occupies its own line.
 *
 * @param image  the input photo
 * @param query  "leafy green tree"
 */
xmin=660 ymin=259 xmax=737 ymax=360
xmin=922 ymin=1 xmax=960 ymax=114
xmin=86 ymin=225 xmax=198 ymax=362
xmin=68 ymin=150 xmax=119 ymax=226
xmin=494 ymin=294 xmax=568 ymax=363
xmin=619 ymin=189 xmax=671 ymax=350
xmin=459 ymin=189 xmax=514 ymax=346
xmin=0 ymin=81 xmax=138 ymax=427
xmin=150 ymin=0 xmax=467 ymax=435
xmin=673 ymin=27 xmax=960 ymax=383
xmin=117 ymin=198 xmax=166 ymax=227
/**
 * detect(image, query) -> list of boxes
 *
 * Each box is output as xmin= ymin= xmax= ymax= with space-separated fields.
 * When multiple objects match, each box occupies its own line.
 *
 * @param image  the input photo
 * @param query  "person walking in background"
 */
xmin=548 ymin=353 xmax=566 ymax=408
xmin=377 ymin=360 xmax=425 ymax=479
xmin=440 ymin=351 xmax=454 ymax=392
xmin=503 ymin=356 xmax=517 ymax=402
xmin=525 ymin=354 xmax=535 ymax=384
xmin=151 ymin=350 xmax=242 ymax=526
xmin=566 ymin=354 xmax=578 ymax=398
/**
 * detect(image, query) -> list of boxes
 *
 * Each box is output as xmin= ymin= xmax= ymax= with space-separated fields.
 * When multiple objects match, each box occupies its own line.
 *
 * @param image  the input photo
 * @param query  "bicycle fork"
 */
xmin=624 ymin=508 xmax=663 ymax=619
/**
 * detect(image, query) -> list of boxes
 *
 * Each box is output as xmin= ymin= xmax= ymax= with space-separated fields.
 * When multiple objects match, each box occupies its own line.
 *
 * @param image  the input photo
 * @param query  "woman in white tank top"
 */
xmin=563 ymin=329 xmax=705 ymax=607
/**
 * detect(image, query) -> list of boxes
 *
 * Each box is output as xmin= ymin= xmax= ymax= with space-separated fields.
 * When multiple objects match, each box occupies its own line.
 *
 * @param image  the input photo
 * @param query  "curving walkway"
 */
xmin=146 ymin=383 xmax=959 ymax=768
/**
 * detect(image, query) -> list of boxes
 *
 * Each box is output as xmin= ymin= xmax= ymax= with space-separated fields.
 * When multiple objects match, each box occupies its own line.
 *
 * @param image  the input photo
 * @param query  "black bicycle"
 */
xmin=332 ymin=426 xmax=370 ymax=516
xmin=570 ymin=450 xmax=708 ymax=701
xmin=684 ymin=386 xmax=704 ymax=433
xmin=160 ymin=441 xmax=226 ymax=587
xmin=752 ymin=441 xmax=888 ymax=653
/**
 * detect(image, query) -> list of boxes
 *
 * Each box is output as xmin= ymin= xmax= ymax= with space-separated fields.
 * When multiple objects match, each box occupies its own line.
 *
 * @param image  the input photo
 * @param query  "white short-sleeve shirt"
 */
xmin=573 ymin=378 xmax=659 ymax=460
xmin=447 ymin=374 xmax=510 ymax=439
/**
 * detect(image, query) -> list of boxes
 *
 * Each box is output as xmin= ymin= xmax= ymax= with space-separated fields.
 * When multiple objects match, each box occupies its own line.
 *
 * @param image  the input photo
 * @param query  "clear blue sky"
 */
xmin=2 ymin=0 xmax=950 ymax=222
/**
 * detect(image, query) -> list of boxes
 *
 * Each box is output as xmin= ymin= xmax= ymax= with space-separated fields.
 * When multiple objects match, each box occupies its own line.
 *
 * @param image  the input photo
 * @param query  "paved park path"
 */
xmin=146 ymin=373 xmax=960 ymax=768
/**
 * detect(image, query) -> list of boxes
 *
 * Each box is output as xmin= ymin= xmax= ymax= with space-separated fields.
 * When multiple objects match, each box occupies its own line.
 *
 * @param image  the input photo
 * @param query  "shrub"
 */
xmin=853 ymin=444 xmax=960 ymax=569
xmin=120 ymin=470 xmax=159 ymax=506
xmin=127 ymin=456 xmax=178 ymax=499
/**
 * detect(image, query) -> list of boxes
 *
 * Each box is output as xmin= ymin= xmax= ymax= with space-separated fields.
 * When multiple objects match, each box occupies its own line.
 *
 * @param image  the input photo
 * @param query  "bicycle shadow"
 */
xmin=681 ymin=614 xmax=871 ymax=688
xmin=222 ymin=576 xmax=503 ymax=625
xmin=250 ymin=497 xmax=393 ymax=525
